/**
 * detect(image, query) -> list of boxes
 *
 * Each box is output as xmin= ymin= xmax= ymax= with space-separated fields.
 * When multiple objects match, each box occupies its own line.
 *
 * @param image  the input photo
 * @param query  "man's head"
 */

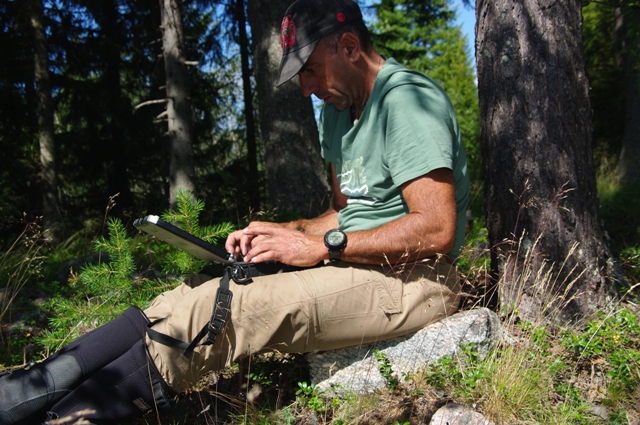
xmin=275 ymin=0 xmax=365 ymax=86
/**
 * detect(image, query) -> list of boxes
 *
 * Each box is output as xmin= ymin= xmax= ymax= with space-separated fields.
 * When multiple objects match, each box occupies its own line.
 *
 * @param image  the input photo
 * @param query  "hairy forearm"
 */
xmin=340 ymin=170 xmax=458 ymax=265
xmin=282 ymin=207 xmax=340 ymax=236
xmin=341 ymin=210 xmax=456 ymax=265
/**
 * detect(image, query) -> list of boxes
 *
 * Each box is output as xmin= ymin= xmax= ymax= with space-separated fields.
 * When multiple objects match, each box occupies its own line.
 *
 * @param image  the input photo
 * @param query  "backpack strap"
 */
xmin=146 ymin=263 xmax=255 ymax=358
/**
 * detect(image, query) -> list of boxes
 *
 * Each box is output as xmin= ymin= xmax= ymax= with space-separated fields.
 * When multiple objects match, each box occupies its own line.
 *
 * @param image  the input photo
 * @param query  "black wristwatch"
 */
xmin=324 ymin=229 xmax=347 ymax=263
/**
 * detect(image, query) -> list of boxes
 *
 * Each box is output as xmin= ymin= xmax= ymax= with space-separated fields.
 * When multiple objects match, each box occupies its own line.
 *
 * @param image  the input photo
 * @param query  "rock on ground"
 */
xmin=429 ymin=403 xmax=495 ymax=425
xmin=307 ymin=308 xmax=501 ymax=395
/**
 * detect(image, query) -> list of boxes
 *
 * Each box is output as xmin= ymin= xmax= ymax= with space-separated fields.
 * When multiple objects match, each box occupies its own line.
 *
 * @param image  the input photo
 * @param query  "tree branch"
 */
xmin=134 ymin=98 xmax=168 ymax=110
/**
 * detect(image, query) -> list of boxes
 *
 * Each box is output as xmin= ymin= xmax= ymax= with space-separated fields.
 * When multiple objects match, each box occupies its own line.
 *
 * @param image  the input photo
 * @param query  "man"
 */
xmin=0 ymin=0 xmax=468 ymax=423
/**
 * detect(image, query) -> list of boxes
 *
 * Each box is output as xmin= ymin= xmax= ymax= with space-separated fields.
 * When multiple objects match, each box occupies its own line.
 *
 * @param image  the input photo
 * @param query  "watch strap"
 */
xmin=328 ymin=250 xmax=341 ymax=263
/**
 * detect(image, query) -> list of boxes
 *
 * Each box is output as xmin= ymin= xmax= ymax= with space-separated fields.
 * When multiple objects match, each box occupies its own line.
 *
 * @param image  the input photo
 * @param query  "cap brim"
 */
xmin=275 ymin=39 xmax=320 ymax=87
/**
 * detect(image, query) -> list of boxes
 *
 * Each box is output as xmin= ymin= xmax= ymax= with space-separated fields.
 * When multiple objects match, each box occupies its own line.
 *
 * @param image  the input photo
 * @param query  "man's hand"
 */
xmin=225 ymin=222 xmax=326 ymax=267
xmin=225 ymin=227 xmax=255 ymax=259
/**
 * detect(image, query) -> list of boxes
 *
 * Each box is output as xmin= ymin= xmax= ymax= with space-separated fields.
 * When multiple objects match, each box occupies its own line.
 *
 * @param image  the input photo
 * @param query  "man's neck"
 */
xmin=351 ymin=51 xmax=385 ymax=120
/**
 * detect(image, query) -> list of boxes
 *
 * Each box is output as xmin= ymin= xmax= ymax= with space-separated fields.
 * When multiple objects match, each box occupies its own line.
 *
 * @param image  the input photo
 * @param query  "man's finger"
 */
xmin=243 ymin=222 xmax=282 ymax=236
xmin=224 ymin=230 xmax=243 ymax=254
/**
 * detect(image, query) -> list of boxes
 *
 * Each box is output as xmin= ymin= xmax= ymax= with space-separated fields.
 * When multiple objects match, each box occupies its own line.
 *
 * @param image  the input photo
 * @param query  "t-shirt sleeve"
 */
xmin=319 ymin=105 xmax=329 ymax=160
xmin=319 ymin=104 xmax=339 ymax=162
xmin=382 ymin=79 xmax=457 ymax=187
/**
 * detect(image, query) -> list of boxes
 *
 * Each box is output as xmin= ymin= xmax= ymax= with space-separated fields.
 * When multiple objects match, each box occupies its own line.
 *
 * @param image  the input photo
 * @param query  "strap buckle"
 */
xmin=205 ymin=287 xmax=233 ymax=345
xmin=230 ymin=264 xmax=254 ymax=284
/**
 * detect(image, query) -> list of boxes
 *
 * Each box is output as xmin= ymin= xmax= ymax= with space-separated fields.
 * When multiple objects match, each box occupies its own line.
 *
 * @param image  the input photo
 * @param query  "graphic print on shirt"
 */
xmin=338 ymin=157 xmax=379 ymax=206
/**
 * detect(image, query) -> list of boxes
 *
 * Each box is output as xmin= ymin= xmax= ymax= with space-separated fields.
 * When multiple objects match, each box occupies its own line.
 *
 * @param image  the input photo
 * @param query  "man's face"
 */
xmin=297 ymin=38 xmax=356 ymax=111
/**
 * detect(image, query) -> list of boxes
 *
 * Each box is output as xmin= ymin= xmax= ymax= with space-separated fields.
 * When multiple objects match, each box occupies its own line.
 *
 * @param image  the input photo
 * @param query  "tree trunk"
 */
xmin=617 ymin=8 xmax=640 ymax=184
xmin=476 ymin=0 xmax=614 ymax=323
xmin=247 ymin=0 xmax=331 ymax=218
xmin=236 ymin=0 xmax=260 ymax=212
xmin=101 ymin=0 xmax=134 ymax=214
xmin=160 ymin=0 xmax=196 ymax=208
xmin=27 ymin=0 xmax=62 ymax=243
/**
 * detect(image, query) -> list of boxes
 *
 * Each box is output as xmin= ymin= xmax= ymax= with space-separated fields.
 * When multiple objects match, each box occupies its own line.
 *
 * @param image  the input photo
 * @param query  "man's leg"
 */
xmin=145 ymin=259 xmax=460 ymax=393
xmin=0 ymin=306 xmax=149 ymax=425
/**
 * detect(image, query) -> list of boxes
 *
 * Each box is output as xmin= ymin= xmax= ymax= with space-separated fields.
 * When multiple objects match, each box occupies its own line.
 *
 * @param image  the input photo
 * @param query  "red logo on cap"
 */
xmin=336 ymin=12 xmax=346 ymax=22
xmin=280 ymin=15 xmax=296 ymax=49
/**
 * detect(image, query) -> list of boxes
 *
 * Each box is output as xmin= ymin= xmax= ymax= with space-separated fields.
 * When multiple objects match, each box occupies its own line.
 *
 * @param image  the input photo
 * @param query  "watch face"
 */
xmin=326 ymin=230 xmax=345 ymax=247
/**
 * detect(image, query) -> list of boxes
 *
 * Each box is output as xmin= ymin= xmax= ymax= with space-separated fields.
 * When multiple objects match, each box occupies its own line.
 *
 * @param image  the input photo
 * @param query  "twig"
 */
xmin=134 ymin=98 xmax=168 ymax=110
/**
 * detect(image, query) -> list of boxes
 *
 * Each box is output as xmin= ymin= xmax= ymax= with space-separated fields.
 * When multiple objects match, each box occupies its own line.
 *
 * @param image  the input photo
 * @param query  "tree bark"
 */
xmin=236 ymin=0 xmax=260 ymax=212
xmin=617 ymin=8 xmax=640 ymax=184
xmin=101 ymin=1 xmax=133 ymax=214
xmin=81 ymin=0 xmax=135 ymax=215
xmin=247 ymin=0 xmax=331 ymax=218
xmin=476 ymin=0 xmax=614 ymax=323
xmin=160 ymin=0 xmax=196 ymax=208
xmin=27 ymin=0 xmax=62 ymax=243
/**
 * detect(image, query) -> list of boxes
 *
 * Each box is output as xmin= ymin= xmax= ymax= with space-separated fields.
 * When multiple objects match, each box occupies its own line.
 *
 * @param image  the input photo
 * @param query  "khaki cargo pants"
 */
xmin=144 ymin=259 xmax=461 ymax=393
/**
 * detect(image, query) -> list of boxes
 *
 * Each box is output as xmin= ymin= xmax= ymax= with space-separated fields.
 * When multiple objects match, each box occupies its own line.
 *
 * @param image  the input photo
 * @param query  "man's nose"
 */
xmin=298 ymin=74 xmax=314 ymax=98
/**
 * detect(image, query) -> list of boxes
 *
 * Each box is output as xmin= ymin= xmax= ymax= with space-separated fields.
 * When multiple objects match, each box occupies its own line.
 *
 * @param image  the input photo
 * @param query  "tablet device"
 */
xmin=133 ymin=215 xmax=235 ymax=265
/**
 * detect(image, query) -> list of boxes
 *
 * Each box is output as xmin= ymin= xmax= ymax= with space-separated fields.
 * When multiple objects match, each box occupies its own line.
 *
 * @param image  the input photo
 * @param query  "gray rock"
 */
xmin=429 ymin=403 xmax=495 ymax=425
xmin=307 ymin=308 xmax=501 ymax=395
xmin=589 ymin=404 xmax=609 ymax=421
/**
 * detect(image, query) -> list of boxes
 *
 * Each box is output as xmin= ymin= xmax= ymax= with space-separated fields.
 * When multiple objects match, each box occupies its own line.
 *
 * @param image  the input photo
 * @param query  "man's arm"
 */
xmin=233 ymin=167 xmax=457 ymax=266
xmin=342 ymin=168 xmax=457 ymax=264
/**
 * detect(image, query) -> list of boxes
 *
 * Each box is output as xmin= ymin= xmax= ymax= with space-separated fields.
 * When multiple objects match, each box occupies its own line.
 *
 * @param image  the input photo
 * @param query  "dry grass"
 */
xmin=0 ymin=218 xmax=46 ymax=347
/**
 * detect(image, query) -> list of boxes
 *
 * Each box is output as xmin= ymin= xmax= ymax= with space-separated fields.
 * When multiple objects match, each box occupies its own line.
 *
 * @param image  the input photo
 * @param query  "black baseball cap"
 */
xmin=276 ymin=0 xmax=363 ymax=86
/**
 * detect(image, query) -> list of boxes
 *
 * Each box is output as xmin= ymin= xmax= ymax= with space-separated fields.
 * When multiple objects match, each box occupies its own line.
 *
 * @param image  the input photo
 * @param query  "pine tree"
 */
xmin=371 ymin=0 xmax=480 ymax=177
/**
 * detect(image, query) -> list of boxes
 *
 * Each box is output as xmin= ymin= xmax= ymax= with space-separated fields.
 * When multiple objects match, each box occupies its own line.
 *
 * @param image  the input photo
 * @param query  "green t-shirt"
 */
xmin=319 ymin=58 xmax=469 ymax=257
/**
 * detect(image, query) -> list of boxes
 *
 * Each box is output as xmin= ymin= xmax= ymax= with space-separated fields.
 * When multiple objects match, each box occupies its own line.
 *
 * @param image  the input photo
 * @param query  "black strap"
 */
xmin=146 ymin=319 xmax=191 ymax=352
xmin=146 ymin=264 xmax=254 ymax=357
xmin=197 ymin=268 xmax=235 ymax=352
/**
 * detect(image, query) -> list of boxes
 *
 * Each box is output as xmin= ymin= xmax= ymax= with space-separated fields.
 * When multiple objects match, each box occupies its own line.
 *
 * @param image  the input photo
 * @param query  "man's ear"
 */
xmin=339 ymin=32 xmax=361 ymax=63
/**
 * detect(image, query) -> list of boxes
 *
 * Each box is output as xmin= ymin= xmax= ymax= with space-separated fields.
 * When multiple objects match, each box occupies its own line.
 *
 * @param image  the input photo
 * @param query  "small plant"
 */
xmin=0 ymin=218 xmax=46 ymax=328
xmin=0 ymin=218 xmax=47 ymax=365
xmin=76 ymin=218 xmax=135 ymax=299
xmin=38 ymin=191 xmax=234 ymax=352
xmin=249 ymin=370 xmax=273 ymax=387
xmin=38 ymin=218 xmax=172 ymax=351
xmin=374 ymin=349 xmax=400 ymax=392
xmin=561 ymin=309 xmax=640 ymax=398
xmin=161 ymin=189 xmax=235 ymax=276
xmin=422 ymin=344 xmax=489 ymax=400
xmin=278 ymin=406 xmax=296 ymax=425
xmin=295 ymin=381 xmax=325 ymax=413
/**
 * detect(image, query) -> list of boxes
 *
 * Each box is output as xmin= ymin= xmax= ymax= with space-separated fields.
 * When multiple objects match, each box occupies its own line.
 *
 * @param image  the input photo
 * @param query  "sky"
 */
xmin=453 ymin=1 xmax=477 ymax=69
